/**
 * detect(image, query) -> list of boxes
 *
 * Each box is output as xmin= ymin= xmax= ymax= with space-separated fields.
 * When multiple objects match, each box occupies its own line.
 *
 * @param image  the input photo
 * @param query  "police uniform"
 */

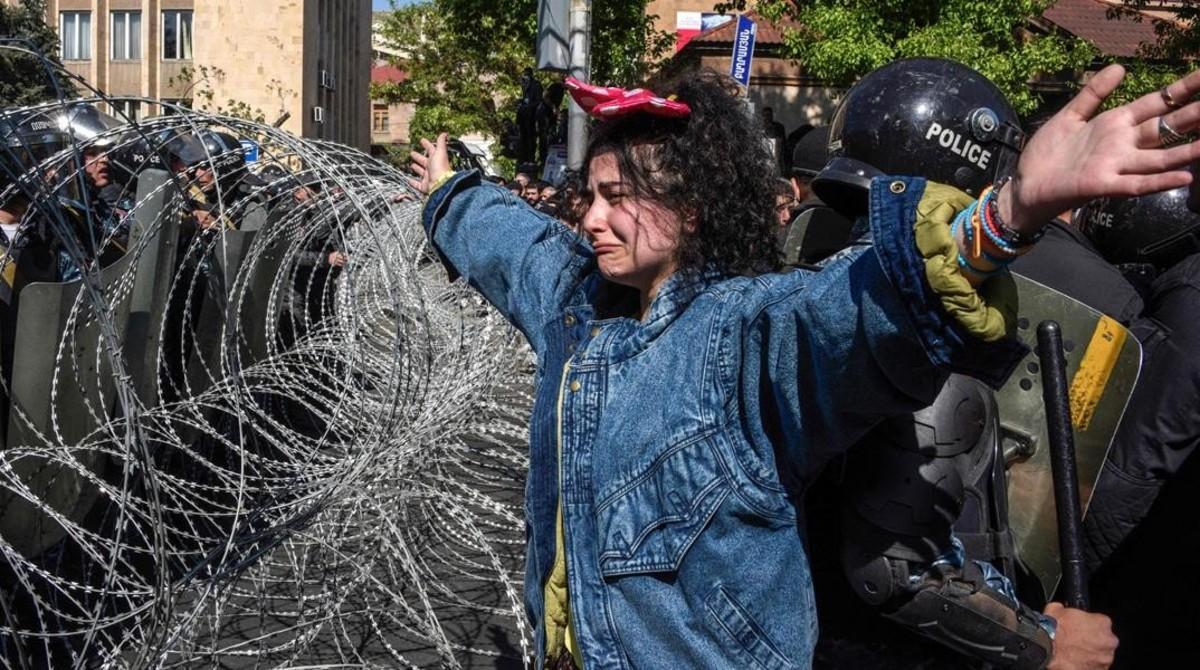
xmin=1009 ymin=219 xmax=1144 ymax=324
xmin=991 ymin=181 xmax=1200 ymax=666
xmin=797 ymin=58 xmax=1056 ymax=669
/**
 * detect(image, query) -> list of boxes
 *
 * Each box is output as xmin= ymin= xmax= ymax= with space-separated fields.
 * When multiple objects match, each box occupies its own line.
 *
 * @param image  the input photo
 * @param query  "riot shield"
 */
xmin=1001 ymin=273 xmax=1142 ymax=600
xmin=123 ymin=169 xmax=181 ymax=407
xmin=238 ymin=222 xmax=288 ymax=365
xmin=185 ymin=198 xmax=286 ymax=389
xmin=0 ymin=250 xmax=136 ymax=558
xmin=185 ymin=228 xmax=257 ymax=396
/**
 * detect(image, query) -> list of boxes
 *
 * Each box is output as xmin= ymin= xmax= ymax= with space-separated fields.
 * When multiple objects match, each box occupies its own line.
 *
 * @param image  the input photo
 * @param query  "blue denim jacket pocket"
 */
xmin=594 ymin=431 xmax=732 ymax=577
xmin=704 ymin=584 xmax=799 ymax=670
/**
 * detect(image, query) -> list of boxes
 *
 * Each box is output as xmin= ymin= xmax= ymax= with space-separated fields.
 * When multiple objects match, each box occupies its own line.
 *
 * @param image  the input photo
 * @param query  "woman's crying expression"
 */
xmin=581 ymin=151 xmax=682 ymax=303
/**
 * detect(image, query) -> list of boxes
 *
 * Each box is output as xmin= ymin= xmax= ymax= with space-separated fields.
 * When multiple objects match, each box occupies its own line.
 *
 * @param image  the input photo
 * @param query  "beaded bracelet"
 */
xmin=957 ymin=252 xmax=1004 ymax=278
xmin=977 ymin=190 xmax=1021 ymax=257
xmin=952 ymin=202 xmax=1006 ymax=276
xmin=985 ymin=176 xmax=1046 ymax=248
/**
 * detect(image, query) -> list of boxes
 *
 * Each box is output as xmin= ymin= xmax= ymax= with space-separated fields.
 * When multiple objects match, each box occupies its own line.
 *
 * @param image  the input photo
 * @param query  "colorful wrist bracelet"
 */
xmin=978 ymin=192 xmax=1021 ymax=257
xmin=985 ymin=176 xmax=1046 ymax=248
xmin=957 ymin=252 xmax=1004 ymax=278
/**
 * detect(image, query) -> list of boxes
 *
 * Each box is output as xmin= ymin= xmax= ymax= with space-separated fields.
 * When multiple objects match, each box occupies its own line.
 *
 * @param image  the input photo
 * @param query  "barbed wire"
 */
xmin=0 ymin=51 xmax=533 ymax=669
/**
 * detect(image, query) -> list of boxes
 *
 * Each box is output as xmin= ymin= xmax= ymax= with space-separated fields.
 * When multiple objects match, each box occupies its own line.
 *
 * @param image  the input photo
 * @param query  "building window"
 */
xmin=372 ymin=104 xmax=390 ymax=133
xmin=59 ymin=11 xmax=91 ymax=61
xmin=111 ymin=11 xmax=142 ymax=60
xmin=162 ymin=10 xmax=193 ymax=60
xmin=111 ymin=100 xmax=141 ymax=121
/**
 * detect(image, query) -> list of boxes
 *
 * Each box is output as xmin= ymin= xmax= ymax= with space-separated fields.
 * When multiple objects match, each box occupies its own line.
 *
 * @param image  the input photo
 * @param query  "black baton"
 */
xmin=1037 ymin=320 xmax=1090 ymax=610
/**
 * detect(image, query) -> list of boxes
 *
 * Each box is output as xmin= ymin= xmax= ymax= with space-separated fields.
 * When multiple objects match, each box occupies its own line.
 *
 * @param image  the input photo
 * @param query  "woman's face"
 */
xmin=582 ymin=152 xmax=681 ymax=298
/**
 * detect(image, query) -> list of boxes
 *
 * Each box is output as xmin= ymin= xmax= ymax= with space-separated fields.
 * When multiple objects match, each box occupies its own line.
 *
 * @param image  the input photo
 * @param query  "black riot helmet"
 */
xmin=0 ymin=107 xmax=69 ymax=203
xmin=110 ymin=124 xmax=192 ymax=186
xmin=813 ymin=58 xmax=1025 ymax=217
xmin=1075 ymin=178 xmax=1200 ymax=271
xmin=178 ymin=130 xmax=266 ymax=194
xmin=178 ymin=131 xmax=245 ymax=173
xmin=59 ymin=103 xmax=121 ymax=149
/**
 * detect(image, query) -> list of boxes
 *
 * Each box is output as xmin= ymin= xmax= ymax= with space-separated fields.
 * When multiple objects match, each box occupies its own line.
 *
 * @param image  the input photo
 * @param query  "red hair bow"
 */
xmin=564 ymin=77 xmax=691 ymax=120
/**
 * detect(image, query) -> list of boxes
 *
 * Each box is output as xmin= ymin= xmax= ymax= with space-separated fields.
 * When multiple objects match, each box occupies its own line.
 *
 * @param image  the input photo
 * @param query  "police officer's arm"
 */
xmin=837 ymin=376 xmax=1071 ymax=669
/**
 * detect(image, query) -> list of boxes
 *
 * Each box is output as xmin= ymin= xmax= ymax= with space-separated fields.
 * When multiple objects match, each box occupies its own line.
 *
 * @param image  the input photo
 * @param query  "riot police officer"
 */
xmin=160 ymin=129 xmax=265 ymax=401
xmin=802 ymin=58 xmax=1116 ymax=669
xmin=0 ymin=108 xmax=76 ymax=432
xmin=60 ymin=103 xmax=134 ymax=265
xmin=175 ymin=130 xmax=268 ymax=234
xmin=779 ymin=126 xmax=855 ymax=266
xmin=1068 ymin=188 xmax=1200 ymax=667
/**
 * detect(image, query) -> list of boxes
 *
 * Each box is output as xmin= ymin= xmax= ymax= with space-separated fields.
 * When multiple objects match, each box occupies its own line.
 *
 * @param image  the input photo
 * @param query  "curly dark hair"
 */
xmin=570 ymin=69 xmax=782 ymax=277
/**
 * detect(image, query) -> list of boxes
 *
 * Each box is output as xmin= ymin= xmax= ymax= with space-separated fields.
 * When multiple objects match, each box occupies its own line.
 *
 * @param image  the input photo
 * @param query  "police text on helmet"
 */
xmin=925 ymin=122 xmax=992 ymax=171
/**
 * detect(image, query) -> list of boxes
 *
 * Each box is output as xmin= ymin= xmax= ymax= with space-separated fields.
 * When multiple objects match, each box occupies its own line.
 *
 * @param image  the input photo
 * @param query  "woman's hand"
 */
xmin=408 ymin=132 xmax=453 ymax=196
xmin=1044 ymin=603 xmax=1118 ymax=670
xmin=1001 ymin=65 xmax=1200 ymax=233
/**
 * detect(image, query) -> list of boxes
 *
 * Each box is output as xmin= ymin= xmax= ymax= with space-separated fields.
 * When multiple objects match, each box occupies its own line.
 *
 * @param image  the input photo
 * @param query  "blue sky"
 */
xmin=373 ymin=0 xmax=419 ymax=9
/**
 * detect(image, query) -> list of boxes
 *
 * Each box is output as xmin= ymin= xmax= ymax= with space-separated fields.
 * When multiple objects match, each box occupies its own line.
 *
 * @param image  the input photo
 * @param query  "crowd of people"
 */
xmin=410 ymin=59 xmax=1200 ymax=670
xmin=3 ymin=54 xmax=1199 ymax=669
xmin=0 ymin=104 xmax=351 ymax=412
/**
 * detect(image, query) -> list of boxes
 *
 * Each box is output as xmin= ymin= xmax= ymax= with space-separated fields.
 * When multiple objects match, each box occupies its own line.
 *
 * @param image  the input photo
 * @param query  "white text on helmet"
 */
xmin=1090 ymin=211 xmax=1115 ymax=229
xmin=925 ymin=122 xmax=992 ymax=171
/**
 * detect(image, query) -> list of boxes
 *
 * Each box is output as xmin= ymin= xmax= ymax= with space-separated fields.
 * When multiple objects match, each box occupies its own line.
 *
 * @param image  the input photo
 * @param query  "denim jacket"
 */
xmin=422 ymin=171 xmax=1024 ymax=669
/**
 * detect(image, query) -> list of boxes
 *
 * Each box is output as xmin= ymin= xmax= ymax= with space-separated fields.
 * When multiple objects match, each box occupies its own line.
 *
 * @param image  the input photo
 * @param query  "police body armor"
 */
xmin=836 ymin=374 xmax=1053 ymax=668
xmin=793 ymin=57 xmax=1141 ymax=667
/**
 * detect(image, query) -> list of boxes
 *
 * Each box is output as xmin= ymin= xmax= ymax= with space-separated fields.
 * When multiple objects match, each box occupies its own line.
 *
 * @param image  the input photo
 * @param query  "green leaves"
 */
xmin=733 ymin=0 xmax=1097 ymax=115
xmin=1095 ymin=3 xmax=1194 ymax=109
xmin=0 ymin=0 xmax=78 ymax=106
xmin=373 ymin=0 xmax=671 ymax=169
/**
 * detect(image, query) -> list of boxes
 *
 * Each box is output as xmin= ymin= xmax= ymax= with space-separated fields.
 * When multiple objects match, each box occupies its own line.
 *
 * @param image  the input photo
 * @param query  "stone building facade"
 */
xmin=30 ymin=0 xmax=370 ymax=149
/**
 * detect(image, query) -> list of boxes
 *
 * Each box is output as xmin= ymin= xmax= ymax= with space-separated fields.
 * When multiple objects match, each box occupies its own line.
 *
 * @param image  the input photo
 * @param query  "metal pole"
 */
xmin=1037 ymin=320 xmax=1091 ymax=610
xmin=566 ymin=0 xmax=591 ymax=170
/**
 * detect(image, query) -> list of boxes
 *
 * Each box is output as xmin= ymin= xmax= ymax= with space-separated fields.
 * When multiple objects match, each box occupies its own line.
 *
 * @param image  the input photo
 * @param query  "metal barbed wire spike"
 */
xmin=0 ymin=45 xmax=532 ymax=669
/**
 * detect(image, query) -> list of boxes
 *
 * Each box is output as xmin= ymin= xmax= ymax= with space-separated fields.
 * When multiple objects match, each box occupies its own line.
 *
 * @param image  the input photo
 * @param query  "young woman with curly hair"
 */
xmin=410 ymin=66 xmax=1200 ymax=670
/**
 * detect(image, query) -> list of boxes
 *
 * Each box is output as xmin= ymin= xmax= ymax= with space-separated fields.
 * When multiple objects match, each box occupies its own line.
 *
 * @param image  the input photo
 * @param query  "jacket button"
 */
xmin=564 ymin=314 xmax=576 ymax=326
xmin=590 ymin=326 xmax=601 ymax=338
xmin=889 ymin=180 xmax=906 ymax=194
xmin=569 ymin=380 xmax=581 ymax=392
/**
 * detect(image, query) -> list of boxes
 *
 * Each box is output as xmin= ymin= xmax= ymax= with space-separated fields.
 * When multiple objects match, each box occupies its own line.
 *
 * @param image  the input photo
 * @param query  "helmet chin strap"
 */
xmin=996 ymin=122 xmax=1026 ymax=153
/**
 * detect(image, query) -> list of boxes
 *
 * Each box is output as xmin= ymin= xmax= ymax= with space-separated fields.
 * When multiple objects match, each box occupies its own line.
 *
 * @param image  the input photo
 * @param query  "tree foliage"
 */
xmin=0 ymin=0 xmax=78 ymax=106
xmin=169 ymin=65 xmax=298 ymax=125
xmin=374 ymin=0 xmax=673 ymax=151
xmin=1096 ymin=2 xmax=1194 ymax=108
xmin=719 ymin=0 xmax=1096 ymax=115
xmin=1110 ymin=1 xmax=1200 ymax=62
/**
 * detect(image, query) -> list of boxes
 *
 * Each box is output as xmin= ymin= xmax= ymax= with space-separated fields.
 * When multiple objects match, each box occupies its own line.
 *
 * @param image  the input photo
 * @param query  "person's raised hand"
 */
xmin=1044 ymin=602 xmax=1118 ymax=670
xmin=408 ymin=133 xmax=452 ymax=196
xmin=1001 ymin=65 xmax=1200 ymax=233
